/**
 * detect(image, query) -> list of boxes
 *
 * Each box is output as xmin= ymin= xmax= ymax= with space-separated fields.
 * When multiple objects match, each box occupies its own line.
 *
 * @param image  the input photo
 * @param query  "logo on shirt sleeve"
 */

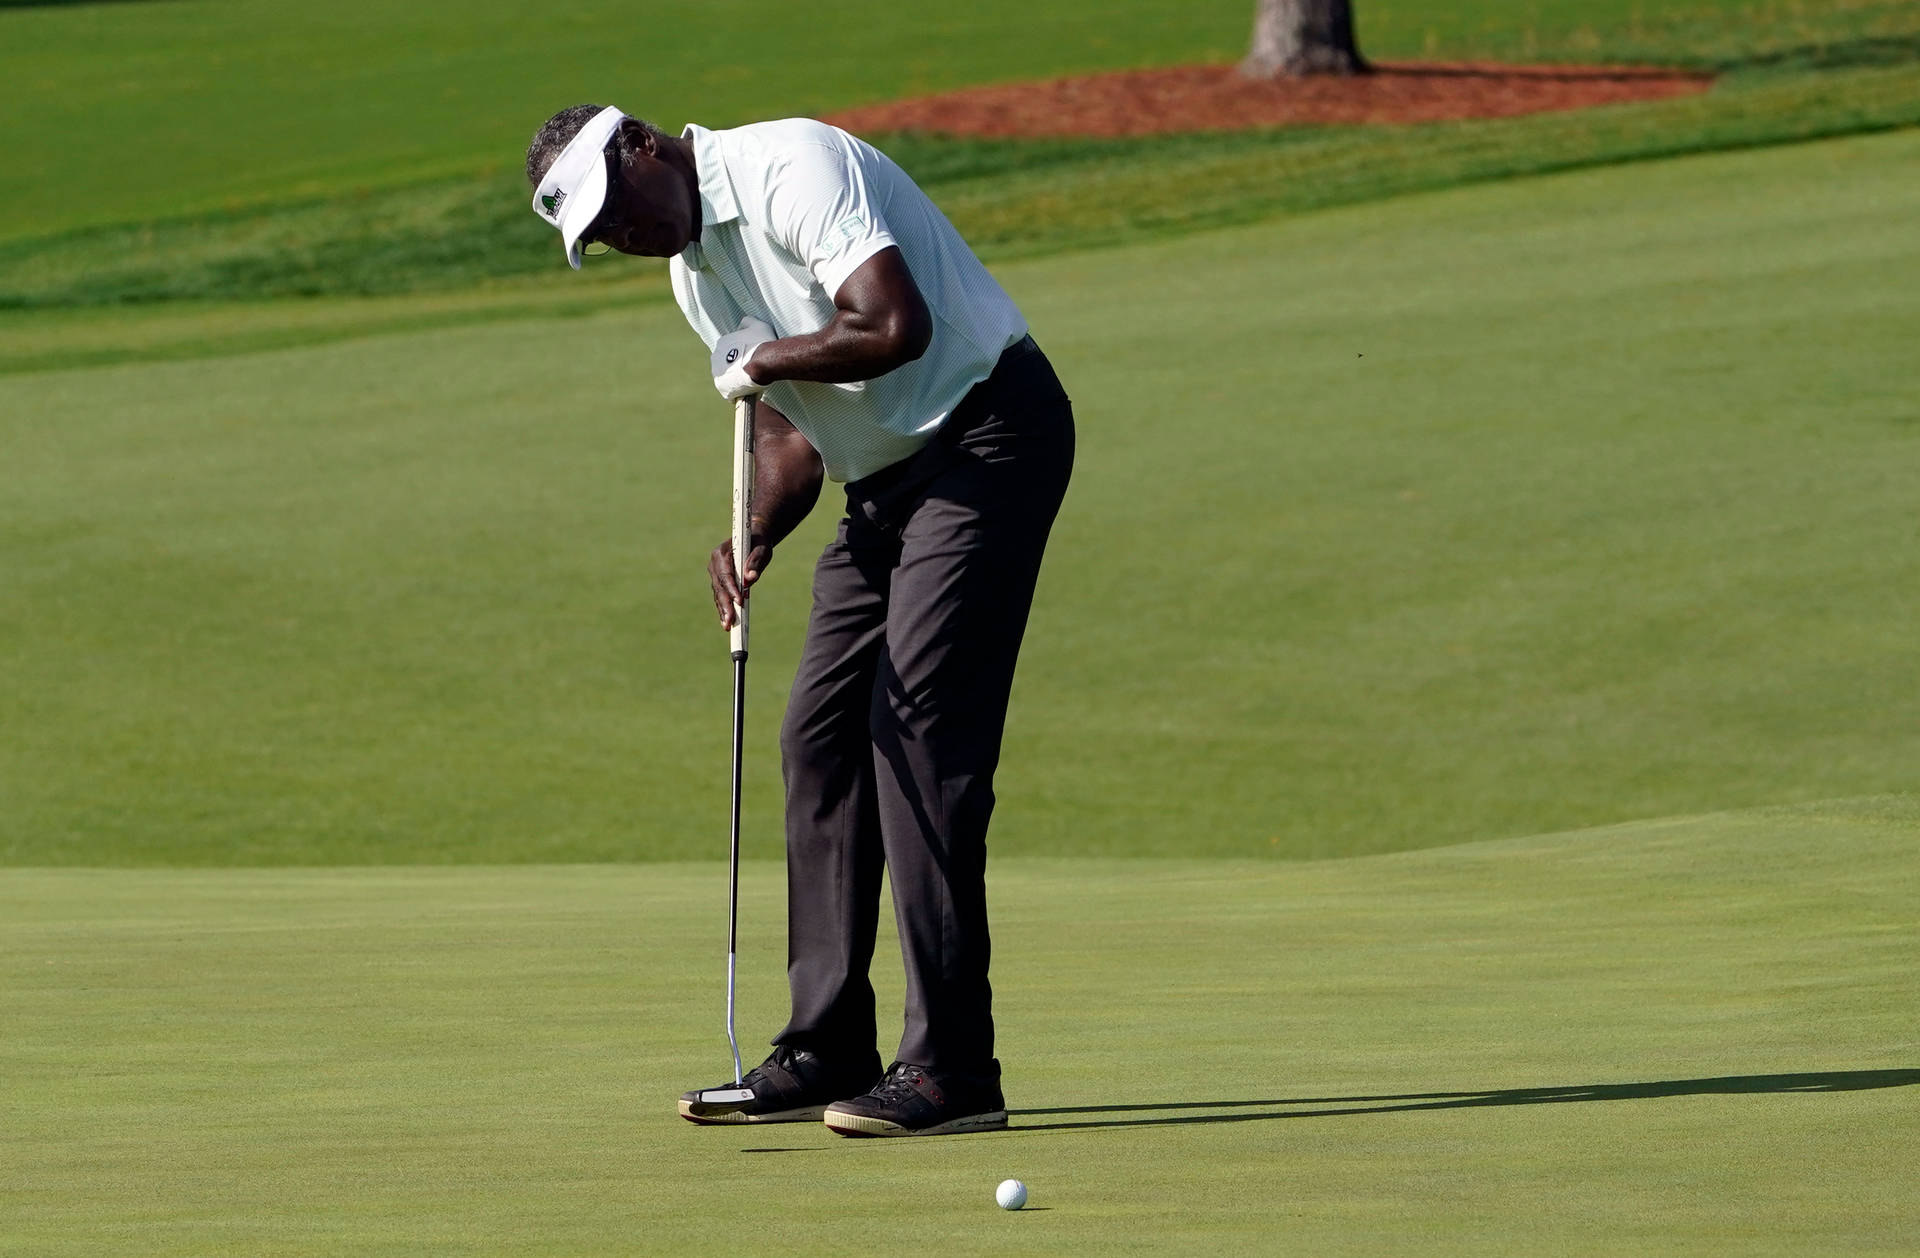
xmin=816 ymin=214 xmax=867 ymax=261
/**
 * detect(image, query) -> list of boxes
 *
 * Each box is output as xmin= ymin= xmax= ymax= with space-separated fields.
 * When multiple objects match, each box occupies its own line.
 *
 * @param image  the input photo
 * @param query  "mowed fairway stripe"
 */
xmin=3 ymin=131 xmax=1919 ymax=866
xmin=2 ymin=799 xmax=1915 ymax=1255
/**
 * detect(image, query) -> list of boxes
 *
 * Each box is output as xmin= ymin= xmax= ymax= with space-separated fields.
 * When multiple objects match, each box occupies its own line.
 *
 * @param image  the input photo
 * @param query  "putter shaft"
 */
xmin=726 ymin=652 xmax=746 ymax=1086
xmin=724 ymin=396 xmax=755 ymax=1088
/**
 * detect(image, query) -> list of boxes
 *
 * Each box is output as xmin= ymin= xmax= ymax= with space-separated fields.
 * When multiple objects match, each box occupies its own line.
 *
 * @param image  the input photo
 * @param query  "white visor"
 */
xmin=531 ymin=106 xmax=627 ymax=270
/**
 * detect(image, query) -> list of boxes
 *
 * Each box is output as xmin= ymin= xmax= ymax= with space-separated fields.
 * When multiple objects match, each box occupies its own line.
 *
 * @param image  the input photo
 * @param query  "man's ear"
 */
xmin=618 ymin=118 xmax=658 ymax=157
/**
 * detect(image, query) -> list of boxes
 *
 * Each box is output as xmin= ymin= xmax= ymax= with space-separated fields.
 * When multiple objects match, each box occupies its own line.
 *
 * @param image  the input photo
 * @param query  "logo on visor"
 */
xmin=726 ymin=348 xmax=741 ymax=364
xmin=541 ymin=191 xmax=567 ymax=220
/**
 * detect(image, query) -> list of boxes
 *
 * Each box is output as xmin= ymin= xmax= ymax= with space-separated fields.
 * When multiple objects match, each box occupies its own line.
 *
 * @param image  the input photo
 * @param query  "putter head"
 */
xmin=696 ymin=1087 xmax=755 ymax=1105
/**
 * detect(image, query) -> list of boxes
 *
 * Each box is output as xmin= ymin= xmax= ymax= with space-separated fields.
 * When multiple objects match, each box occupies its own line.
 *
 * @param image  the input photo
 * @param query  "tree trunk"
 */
xmin=1240 ymin=0 xmax=1370 ymax=78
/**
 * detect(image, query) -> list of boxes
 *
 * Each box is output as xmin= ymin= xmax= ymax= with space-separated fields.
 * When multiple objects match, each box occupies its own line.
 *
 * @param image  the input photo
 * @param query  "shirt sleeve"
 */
xmin=669 ymin=255 xmax=746 ymax=351
xmin=763 ymin=140 xmax=899 ymax=301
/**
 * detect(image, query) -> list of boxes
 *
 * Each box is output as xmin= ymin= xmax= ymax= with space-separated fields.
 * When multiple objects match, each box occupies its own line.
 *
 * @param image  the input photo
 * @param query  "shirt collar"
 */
xmin=680 ymin=123 xmax=738 ymax=272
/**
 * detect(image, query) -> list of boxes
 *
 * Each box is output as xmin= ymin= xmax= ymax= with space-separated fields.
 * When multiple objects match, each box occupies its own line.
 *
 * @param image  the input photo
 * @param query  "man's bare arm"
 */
xmin=708 ymin=397 xmax=823 ymax=630
xmin=744 ymin=247 xmax=933 ymax=386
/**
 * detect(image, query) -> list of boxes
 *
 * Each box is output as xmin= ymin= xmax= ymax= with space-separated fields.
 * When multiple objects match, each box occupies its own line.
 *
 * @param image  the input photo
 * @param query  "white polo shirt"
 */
xmin=668 ymin=120 xmax=1028 ymax=483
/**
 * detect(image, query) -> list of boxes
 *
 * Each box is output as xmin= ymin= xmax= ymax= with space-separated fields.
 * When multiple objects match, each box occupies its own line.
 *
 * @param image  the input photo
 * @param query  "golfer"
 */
xmin=526 ymin=106 xmax=1073 ymax=1136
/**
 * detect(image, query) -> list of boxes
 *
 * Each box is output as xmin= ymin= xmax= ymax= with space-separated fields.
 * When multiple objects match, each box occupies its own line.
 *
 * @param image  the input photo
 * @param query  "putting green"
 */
xmin=3 ymin=798 xmax=1914 ymax=1255
xmin=4 ymin=130 xmax=1918 ymax=864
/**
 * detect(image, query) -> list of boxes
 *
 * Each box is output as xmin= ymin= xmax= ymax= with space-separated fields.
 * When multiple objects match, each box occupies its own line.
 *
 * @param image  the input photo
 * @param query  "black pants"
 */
xmin=773 ymin=337 xmax=1074 ymax=1073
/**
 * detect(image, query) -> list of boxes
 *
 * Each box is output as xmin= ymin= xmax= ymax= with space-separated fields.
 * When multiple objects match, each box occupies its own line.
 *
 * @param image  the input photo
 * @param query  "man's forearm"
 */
xmin=709 ymin=407 xmax=819 ymax=628
xmin=749 ymin=426 xmax=823 ymax=550
xmin=748 ymin=308 xmax=928 ymax=386
xmin=744 ymin=247 xmax=933 ymax=387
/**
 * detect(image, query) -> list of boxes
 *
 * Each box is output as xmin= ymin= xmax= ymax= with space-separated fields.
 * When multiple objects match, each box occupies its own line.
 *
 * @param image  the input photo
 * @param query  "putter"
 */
xmin=698 ymin=395 xmax=756 ymax=1108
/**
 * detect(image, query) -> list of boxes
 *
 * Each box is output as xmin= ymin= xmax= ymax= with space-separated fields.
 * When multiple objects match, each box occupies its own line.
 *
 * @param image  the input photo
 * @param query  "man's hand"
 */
xmin=712 ymin=317 xmax=776 ymax=401
xmin=708 ymin=532 xmax=772 ymax=631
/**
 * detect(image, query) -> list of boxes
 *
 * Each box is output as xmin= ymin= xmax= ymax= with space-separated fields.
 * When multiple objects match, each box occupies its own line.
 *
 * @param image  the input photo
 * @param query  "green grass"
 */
xmin=14 ymin=0 xmax=1909 ymax=242
xmin=923 ymin=62 xmax=1920 ymax=260
xmin=0 ymin=0 xmax=1250 ymax=243
xmin=7 ymin=9 xmax=1916 ymax=1248
xmin=8 ymin=4 xmax=1915 ymax=1248
xmin=10 ymin=60 xmax=1920 ymax=320
xmin=0 ymin=272 xmax=672 ymax=378
xmin=3 ymin=798 xmax=1914 ymax=1254
xmin=5 ymin=130 xmax=1919 ymax=865
xmin=4 ymin=0 xmax=1919 ymax=316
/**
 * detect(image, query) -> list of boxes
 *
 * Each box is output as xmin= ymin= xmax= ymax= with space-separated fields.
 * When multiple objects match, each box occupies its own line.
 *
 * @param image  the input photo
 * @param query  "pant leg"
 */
xmin=772 ymin=521 xmax=896 ymax=1058
xmin=869 ymin=349 xmax=1076 ymax=1073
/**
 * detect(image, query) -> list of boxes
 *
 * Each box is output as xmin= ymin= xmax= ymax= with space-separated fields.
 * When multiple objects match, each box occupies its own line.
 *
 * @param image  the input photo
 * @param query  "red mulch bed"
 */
xmin=824 ymin=62 xmax=1714 ymax=138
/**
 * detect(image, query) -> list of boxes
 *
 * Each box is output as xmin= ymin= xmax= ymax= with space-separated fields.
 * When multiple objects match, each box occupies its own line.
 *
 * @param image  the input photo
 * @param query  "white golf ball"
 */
xmin=995 ymin=1178 xmax=1028 ymax=1210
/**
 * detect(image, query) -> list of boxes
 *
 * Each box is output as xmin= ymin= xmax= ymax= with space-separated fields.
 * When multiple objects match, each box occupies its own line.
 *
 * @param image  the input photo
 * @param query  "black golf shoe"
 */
xmin=678 ymin=1045 xmax=883 ymax=1125
xmin=822 ymin=1060 xmax=1008 ymax=1137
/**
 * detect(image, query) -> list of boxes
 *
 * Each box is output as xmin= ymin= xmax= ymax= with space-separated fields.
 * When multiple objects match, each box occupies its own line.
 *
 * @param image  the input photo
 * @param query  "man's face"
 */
xmin=585 ymin=129 xmax=696 ymax=259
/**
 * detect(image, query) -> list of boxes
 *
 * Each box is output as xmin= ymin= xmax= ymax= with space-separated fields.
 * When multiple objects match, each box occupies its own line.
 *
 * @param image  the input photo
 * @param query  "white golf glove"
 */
xmin=711 ymin=316 xmax=776 ymax=401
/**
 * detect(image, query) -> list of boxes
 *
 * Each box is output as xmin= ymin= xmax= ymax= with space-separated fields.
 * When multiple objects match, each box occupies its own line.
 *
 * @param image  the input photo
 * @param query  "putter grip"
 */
xmin=729 ymin=397 xmax=755 ymax=658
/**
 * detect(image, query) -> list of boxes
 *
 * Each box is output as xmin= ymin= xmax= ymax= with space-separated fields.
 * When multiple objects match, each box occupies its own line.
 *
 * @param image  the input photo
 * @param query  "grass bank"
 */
xmin=7 ymin=0 xmax=1912 ymax=244
xmin=3 ymin=0 xmax=1918 ymax=330
xmin=7 ymin=60 xmax=1920 ymax=327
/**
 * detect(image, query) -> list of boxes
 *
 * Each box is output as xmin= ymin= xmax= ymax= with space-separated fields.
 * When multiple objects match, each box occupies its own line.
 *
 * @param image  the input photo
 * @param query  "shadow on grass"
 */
xmin=1722 ymin=34 xmax=1920 ymax=73
xmin=1011 ymin=1068 xmax=1919 ymax=1132
xmin=739 ymin=1147 xmax=831 ymax=1154
xmin=1376 ymin=63 xmax=1710 ymax=82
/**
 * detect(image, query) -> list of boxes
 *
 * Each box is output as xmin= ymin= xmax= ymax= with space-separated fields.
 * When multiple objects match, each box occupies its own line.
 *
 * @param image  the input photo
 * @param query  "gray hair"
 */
xmin=525 ymin=104 xmax=667 ymax=186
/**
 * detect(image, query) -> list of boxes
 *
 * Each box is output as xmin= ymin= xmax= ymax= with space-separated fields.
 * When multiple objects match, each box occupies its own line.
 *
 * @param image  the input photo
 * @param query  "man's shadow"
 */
xmin=1010 ymin=1068 xmax=1919 ymax=1132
